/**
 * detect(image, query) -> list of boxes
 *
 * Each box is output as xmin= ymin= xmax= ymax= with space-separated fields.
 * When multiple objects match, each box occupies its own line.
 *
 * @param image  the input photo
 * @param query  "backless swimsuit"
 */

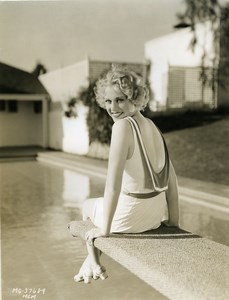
xmin=89 ymin=117 xmax=169 ymax=233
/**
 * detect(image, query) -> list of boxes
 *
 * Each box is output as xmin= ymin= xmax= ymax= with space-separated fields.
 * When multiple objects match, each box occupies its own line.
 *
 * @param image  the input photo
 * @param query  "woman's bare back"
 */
xmin=131 ymin=114 xmax=165 ymax=173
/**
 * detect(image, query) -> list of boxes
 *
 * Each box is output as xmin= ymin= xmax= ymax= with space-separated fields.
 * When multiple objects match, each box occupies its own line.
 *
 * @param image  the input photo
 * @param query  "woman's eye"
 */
xmin=105 ymin=99 xmax=111 ymax=104
xmin=117 ymin=99 xmax=124 ymax=103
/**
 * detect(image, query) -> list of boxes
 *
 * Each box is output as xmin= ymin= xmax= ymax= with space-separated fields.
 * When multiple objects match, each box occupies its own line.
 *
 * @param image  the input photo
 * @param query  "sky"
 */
xmin=0 ymin=0 xmax=212 ymax=73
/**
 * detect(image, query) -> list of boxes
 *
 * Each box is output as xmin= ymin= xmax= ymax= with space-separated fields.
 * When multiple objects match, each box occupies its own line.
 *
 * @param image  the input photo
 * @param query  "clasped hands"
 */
xmin=85 ymin=228 xmax=108 ymax=246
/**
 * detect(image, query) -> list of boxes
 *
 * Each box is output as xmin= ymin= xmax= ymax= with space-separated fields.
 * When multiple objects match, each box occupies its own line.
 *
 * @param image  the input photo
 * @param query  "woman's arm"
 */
xmin=102 ymin=119 xmax=132 ymax=235
xmin=165 ymin=161 xmax=179 ymax=227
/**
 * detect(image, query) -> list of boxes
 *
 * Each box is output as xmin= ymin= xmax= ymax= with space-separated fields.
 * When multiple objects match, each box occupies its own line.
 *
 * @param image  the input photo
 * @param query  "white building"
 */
xmin=0 ymin=62 xmax=49 ymax=148
xmin=39 ymin=60 xmax=89 ymax=155
xmin=39 ymin=59 xmax=148 ymax=158
xmin=145 ymin=22 xmax=219 ymax=111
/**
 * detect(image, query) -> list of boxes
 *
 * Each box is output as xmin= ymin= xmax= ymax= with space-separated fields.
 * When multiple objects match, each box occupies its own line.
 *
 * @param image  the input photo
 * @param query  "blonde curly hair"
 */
xmin=94 ymin=64 xmax=149 ymax=110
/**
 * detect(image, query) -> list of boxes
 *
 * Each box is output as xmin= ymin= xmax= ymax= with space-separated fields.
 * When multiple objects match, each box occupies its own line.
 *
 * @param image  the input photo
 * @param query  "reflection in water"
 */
xmin=62 ymin=103 xmax=89 ymax=155
xmin=1 ymin=162 xmax=166 ymax=300
xmin=180 ymin=201 xmax=229 ymax=246
xmin=61 ymin=167 xmax=229 ymax=246
xmin=63 ymin=169 xmax=90 ymax=209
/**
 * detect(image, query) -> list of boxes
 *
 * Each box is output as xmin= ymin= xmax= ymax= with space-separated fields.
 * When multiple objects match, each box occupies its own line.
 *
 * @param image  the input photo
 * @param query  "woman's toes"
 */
xmin=93 ymin=266 xmax=108 ymax=280
xmin=74 ymin=264 xmax=90 ymax=283
xmin=83 ymin=275 xmax=92 ymax=284
xmin=100 ymin=271 xmax=108 ymax=280
xmin=74 ymin=273 xmax=84 ymax=282
xmin=93 ymin=273 xmax=99 ymax=280
xmin=82 ymin=267 xmax=93 ymax=284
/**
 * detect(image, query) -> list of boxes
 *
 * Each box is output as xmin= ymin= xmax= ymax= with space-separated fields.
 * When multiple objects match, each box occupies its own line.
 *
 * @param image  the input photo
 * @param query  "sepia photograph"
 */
xmin=1 ymin=0 xmax=229 ymax=299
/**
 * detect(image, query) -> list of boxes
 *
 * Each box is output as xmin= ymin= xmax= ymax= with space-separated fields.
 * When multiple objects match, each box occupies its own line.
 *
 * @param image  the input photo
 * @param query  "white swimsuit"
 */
xmin=90 ymin=117 xmax=168 ymax=233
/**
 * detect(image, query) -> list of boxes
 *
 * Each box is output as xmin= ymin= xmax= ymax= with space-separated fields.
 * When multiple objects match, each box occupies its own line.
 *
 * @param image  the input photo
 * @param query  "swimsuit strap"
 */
xmin=126 ymin=116 xmax=169 ymax=193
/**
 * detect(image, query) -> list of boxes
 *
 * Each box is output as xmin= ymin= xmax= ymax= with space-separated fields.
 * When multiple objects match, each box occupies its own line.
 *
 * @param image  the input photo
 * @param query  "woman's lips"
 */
xmin=111 ymin=112 xmax=123 ymax=118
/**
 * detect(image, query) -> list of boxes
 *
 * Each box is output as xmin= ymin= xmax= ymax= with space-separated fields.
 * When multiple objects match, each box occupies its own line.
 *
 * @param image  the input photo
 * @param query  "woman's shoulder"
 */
xmin=112 ymin=118 xmax=132 ymax=132
xmin=145 ymin=116 xmax=155 ymax=126
xmin=111 ymin=119 xmax=133 ymax=144
xmin=111 ymin=119 xmax=133 ymax=149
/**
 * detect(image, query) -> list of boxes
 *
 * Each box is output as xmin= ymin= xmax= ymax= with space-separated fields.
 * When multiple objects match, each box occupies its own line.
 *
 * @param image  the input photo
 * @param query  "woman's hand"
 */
xmin=85 ymin=228 xmax=108 ymax=246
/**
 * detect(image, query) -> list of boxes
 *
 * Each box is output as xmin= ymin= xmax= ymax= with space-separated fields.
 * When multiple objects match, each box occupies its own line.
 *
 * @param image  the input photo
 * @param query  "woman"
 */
xmin=74 ymin=65 xmax=179 ymax=283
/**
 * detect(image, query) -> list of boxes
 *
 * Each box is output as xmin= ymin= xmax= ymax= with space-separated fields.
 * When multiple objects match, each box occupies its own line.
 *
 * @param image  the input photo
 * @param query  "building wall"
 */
xmin=40 ymin=59 xmax=90 ymax=152
xmin=89 ymin=61 xmax=148 ymax=83
xmin=39 ymin=59 xmax=89 ymax=102
xmin=48 ymin=101 xmax=89 ymax=155
xmin=168 ymin=66 xmax=217 ymax=109
xmin=62 ymin=102 xmax=89 ymax=155
xmin=0 ymin=101 xmax=43 ymax=147
xmin=167 ymin=68 xmax=185 ymax=108
xmin=48 ymin=103 xmax=63 ymax=150
xmin=145 ymin=22 xmax=215 ymax=108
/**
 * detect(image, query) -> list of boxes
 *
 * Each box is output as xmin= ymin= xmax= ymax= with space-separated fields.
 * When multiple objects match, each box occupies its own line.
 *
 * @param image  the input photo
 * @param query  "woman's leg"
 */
xmin=82 ymin=198 xmax=97 ymax=221
xmin=74 ymin=198 xmax=107 ymax=283
xmin=82 ymin=198 xmax=102 ymax=266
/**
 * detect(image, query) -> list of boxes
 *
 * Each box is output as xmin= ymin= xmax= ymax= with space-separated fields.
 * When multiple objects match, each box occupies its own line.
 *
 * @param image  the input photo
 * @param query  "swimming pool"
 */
xmin=1 ymin=161 xmax=167 ymax=300
xmin=1 ymin=161 xmax=228 ymax=300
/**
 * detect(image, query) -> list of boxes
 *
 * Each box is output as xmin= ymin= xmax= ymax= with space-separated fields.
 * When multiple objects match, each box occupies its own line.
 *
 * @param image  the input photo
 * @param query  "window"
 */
xmin=0 ymin=100 xmax=18 ymax=112
xmin=0 ymin=100 xmax=6 ymax=111
xmin=8 ymin=100 xmax=18 ymax=113
xmin=33 ymin=101 xmax=42 ymax=113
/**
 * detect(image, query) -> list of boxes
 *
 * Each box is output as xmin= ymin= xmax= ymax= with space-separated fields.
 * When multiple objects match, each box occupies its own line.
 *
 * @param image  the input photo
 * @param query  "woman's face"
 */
xmin=104 ymin=85 xmax=137 ymax=122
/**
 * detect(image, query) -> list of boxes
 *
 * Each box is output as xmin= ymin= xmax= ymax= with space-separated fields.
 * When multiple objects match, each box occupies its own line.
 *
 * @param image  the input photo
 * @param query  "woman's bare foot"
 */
xmin=74 ymin=264 xmax=93 ymax=283
xmin=92 ymin=265 xmax=108 ymax=280
xmin=74 ymin=259 xmax=108 ymax=283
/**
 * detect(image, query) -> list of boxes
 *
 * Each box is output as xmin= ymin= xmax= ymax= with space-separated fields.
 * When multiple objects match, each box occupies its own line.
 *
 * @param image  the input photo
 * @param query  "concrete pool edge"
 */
xmin=37 ymin=151 xmax=229 ymax=212
xmin=69 ymin=220 xmax=229 ymax=300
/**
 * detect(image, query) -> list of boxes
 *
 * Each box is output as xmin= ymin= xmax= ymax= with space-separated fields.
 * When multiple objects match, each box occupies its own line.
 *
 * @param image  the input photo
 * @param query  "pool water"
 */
xmin=1 ymin=161 xmax=167 ymax=300
xmin=1 ymin=161 xmax=228 ymax=300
